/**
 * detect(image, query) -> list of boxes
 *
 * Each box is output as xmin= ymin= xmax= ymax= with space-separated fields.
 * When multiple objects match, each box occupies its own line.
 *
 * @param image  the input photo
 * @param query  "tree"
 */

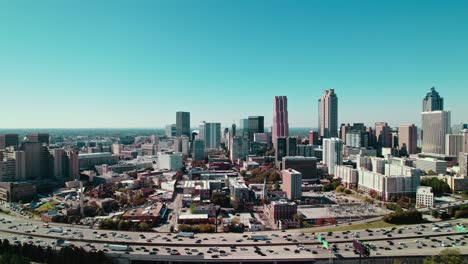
xmin=431 ymin=210 xmax=440 ymax=219
xmin=335 ymin=185 xmax=345 ymax=193
xmin=138 ymin=222 xmax=151 ymax=232
xmin=421 ymin=177 xmax=451 ymax=196
xmin=426 ymin=170 xmax=437 ymax=176
xmin=424 ymin=249 xmax=467 ymax=264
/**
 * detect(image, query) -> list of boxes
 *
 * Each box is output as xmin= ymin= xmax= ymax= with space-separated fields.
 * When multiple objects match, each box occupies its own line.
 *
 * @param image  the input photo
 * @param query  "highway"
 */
xmin=0 ymin=212 xmax=467 ymax=263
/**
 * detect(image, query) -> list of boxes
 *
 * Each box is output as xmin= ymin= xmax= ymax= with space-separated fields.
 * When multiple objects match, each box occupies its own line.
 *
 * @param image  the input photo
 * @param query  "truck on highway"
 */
xmin=48 ymin=227 xmax=63 ymax=233
xmin=104 ymin=244 xmax=130 ymax=251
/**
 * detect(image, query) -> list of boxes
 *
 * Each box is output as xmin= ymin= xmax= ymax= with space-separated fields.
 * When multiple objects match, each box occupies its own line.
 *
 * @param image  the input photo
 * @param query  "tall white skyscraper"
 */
xmin=422 ymin=111 xmax=451 ymax=154
xmin=319 ymin=89 xmax=338 ymax=138
xmin=323 ymin=137 xmax=343 ymax=174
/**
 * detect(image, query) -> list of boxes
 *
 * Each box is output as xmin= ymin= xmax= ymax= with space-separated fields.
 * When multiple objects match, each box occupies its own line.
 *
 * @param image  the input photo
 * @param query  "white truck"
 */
xmin=104 ymin=244 xmax=130 ymax=251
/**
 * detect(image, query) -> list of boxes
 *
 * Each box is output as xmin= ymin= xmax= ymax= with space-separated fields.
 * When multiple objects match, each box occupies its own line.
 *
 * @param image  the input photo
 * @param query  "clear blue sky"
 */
xmin=1 ymin=0 xmax=467 ymax=128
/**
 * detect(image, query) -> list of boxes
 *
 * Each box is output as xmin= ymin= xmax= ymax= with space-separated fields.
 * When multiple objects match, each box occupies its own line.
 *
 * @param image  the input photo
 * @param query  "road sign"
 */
xmin=323 ymin=240 xmax=329 ymax=249
xmin=317 ymin=235 xmax=323 ymax=242
xmin=456 ymin=225 xmax=466 ymax=233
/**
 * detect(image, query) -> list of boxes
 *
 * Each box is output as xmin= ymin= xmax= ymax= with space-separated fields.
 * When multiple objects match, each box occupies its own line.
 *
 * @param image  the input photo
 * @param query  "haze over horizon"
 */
xmin=1 ymin=0 xmax=467 ymax=129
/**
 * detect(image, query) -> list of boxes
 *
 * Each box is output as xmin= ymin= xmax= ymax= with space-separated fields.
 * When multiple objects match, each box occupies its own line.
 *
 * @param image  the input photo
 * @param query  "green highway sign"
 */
xmin=456 ymin=226 xmax=466 ymax=233
xmin=323 ymin=240 xmax=329 ymax=249
xmin=317 ymin=235 xmax=323 ymax=242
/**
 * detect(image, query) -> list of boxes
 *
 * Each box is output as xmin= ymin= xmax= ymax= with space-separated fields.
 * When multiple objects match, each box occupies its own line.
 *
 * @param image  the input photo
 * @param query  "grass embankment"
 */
xmin=311 ymin=220 xmax=396 ymax=233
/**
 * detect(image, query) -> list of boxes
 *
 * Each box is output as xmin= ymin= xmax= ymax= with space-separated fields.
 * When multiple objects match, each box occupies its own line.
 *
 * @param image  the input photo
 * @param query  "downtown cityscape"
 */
xmin=1 ymin=1 xmax=468 ymax=264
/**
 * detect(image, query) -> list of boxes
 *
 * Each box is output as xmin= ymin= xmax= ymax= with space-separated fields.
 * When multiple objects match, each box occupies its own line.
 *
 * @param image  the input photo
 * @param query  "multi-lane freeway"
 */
xmin=0 ymin=212 xmax=467 ymax=263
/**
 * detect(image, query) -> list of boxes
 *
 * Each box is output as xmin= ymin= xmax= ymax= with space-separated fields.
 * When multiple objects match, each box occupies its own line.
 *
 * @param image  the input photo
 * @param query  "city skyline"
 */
xmin=1 ymin=1 xmax=468 ymax=128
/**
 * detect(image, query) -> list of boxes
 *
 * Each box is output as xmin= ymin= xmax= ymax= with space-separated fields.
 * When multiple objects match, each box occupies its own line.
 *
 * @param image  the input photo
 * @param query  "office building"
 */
xmin=445 ymin=134 xmax=464 ymax=159
xmin=272 ymin=96 xmax=289 ymax=148
xmin=176 ymin=111 xmax=190 ymax=137
xmin=239 ymin=118 xmax=249 ymax=137
xmin=141 ymin=143 xmax=158 ymax=156
xmin=78 ymin=152 xmax=119 ymax=170
xmin=247 ymin=116 xmax=264 ymax=142
xmin=281 ymin=169 xmax=302 ymax=201
xmin=346 ymin=131 xmax=369 ymax=148
xmin=422 ymin=87 xmax=444 ymax=112
xmin=1 ymin=149 xmax=26 ymax=181
xmin=416 ymin=186 xmax=434 ymax=208
xmin=282 ymin=156 xmax=317 ymax=179
xmin=422 ymin=111 xmax=451 ymax=154
xmin=459 ymin=153 xmax=468 ymax=177
xmin=414 ymin=158 xmax=447 ymax=175
xmin=200 ymin=122 xmax=221 ymax=149
xmin=228 ymin=177 xmax=250 ymax=203
xmin=399 ymin=124 xmax=418 ymax=156
xmin=296 ymin=145 xmax=316 ymax=158
xmin=286 ymin=137 xmax=297 ymax=156
xmin=308 ymin=131 xmax=319 ymax=145
xmin=375 ymin=122 xmax=392 ymax=149
xmin=0 ymin=134 xmax=19 ymax=149
xmin=157 ymin=151 xmax=183 ymax=171
xmin=192 ymin=139 xmax=205 ymax=161
xmin=340 ymin=123 xmax=351 ymax=144
xmin=253 ymin=132 xmax=271 ymax=147
xmin=230 ymin=136 xmax=249 ymax=161
xmin=27 ymin=133 xmax=49 ymax=145
xmin=318 ymin=89 xmax=338 ymax=138
xmin=264 ymin=200 xmax=297 ymax=224
xmin=323 ymin=138 xmax=343 ymax=174
xmin=275 ymin=137 xmax=287 ymax=164
xmin=165 ymin=124 xmax=176 ymax=137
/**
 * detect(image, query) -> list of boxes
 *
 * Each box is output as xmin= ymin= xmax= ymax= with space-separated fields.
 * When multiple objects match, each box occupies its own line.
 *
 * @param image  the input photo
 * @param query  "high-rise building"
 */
xmin=275 ymin=137 xmax=287 ymax=164
xmin=201 ymin=122 xmax=221 ymax=149
xmin=345 ymin=131 xmax=368 ymax=148
xmin=286 ymin=137 xmax=297 ymax=156
xmin=375 ymin=122 xmax=392 ymax=149
xmin=464 ymin=130 xmax=468 ymax=153
xmin=445 ymin=134 xmax=464 ymax=159
xmin=452 ymin=123 xmax=468 ymax=134
xmin=247 ymin=116 xmax=264 ymax=142
xmin=422 ymin=111 xmax=451 ymax=154
xmin=272 ymin=96 xmax=289 ymax=148
xmin=0 ymin=134 xmax=19 ymax=149
xmin=282 ymin=157 xmax=317 ymax=179
xmin=239 ymin=118 xmax=249 ymax=137
xmin=230 ymin=136 xmax=249 ymax=161
xmin=192 ymin=139 xmax=205 ymax=161
xmin=165 ymin=124 xmax=176 ymax=137
xmin=27 ymin=133 xmax=49 ymax=145
xmin=308 ymin=131 xmax=319 ymax=145
xmin=318 ymin=89 xmax=338 ymax=138
xmin=281 ymin=169 xmax=302 ymax=200
xmin=67 ymin=149 xmax=79 ymax=179
xmin=48 ymin=147 xmax=67 ymax=179
xmin=399 ymin=124 xmax=418 ymax=156
xmin=323 ymin=138 xmax=343 ymax=174
xmin=176 ymin=111 xmax=190 ymax=137
xmin=340 ymin=123 xmax=351 ymax=144
xmin=422 ymin=87 xmax=444 ymax=112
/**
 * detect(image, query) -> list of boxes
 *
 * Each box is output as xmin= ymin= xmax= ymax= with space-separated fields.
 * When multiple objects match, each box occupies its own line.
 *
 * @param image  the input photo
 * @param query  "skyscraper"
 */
xmin=275 ymin=137 xmax=287 ymax=164
xmin=445 ymin=134 xmax=464 ymax=159
xmin=247 ymin=116 xmax=264 ymax=142
xmin=286 ymin=137 xmax=297 ymax=156
xmin=308 ymin=130 xmax=319 ymax=145
xmin=27 ymin=133 xmax=49 ymax=145
xmin=323 ymin=137 xmax=343 ymax=174
xmin=176 ymin=111 xmax=190 ymax=137
xmin=273 ymin=96 xmax=289 ymax=148
xmin=318 ymin=89 xmax=338 ymax=138
xmin=375 ymin=122 xmax=392 ymax=149
xmin=422 ymin=111 xmax=451 ymax=154
xmin=422 ymin=87 xmax=444 ymax=112
xmin=399 ymin=124 xmax=418 ymax=155
xmin=339 ymin=123 xmax=351 ymax=144
xmin=201 ymin=122 xmax=221 ymax=149
xmin=192 ymin=139 xmax=205 ymax=161
xmin=0 ymin=134 xmax=19 ymax=149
